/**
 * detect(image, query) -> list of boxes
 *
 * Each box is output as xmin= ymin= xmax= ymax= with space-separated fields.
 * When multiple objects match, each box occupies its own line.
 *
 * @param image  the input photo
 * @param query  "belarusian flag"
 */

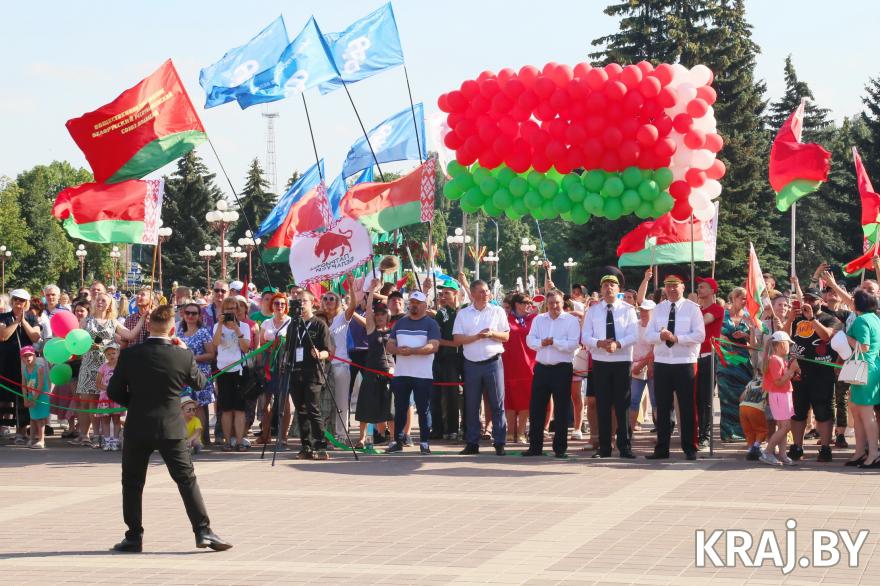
xmin=261 ymin=181 xmax=332 ymax=264
xmin=52 ymin=179 xmax=164 ymax=244
xmin=746 ymin=243 xmax=767 ymax=327
xmin=339 ymin=157 xmax=435 ymax=233
xmin=616 ymin=206 xmax=718 ymax=267
xmin=65 ymin=60 xmax=206 ymax=184
xmin=853 ymin=146 xmax=880 ymax=242
xmin=769 ymin=100 xmax=831 ymax=212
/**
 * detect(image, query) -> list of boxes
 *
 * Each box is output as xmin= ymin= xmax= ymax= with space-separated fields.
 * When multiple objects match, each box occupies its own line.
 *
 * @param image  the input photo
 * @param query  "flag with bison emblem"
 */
xmin=289 ymin=216 xmax=372 ymax=285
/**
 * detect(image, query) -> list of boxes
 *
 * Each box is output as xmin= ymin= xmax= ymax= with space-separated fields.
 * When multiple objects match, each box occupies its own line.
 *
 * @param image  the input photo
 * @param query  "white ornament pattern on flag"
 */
xmin=420 ymin=157 xmax=436 ymax=223
xmin=141 ymin=179 xmax=164 ymax=245
xmin=315 ymin=180 xmax=332 ymax=227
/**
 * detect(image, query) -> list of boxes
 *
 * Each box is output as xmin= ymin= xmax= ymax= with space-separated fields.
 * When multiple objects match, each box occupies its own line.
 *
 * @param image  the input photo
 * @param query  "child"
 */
xmin=21 ymin=346 xmax=49 ymax=449
xmin=95 ymin=343 xmax=123 ymax=451
xmin=761 ymin=331 xmax=800 ymax=466
xmin=739 ymin=378 xmax=768 ymax=461
xmin=181 ymin=396 xmax=203 ymax=454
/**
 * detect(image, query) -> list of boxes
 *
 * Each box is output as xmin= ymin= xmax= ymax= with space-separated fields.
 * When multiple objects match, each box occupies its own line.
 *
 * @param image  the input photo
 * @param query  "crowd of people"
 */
xmin=2 ymin=256 xmax=879 ymax=469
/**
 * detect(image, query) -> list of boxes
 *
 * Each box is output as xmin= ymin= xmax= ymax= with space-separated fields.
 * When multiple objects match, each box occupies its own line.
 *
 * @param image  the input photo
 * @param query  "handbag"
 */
xmin=838 ymin=346 xmax=869 ymax=386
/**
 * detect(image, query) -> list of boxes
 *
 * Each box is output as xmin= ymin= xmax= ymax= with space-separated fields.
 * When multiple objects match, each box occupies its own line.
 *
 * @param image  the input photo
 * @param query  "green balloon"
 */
xmin=635 ymin=202 xmax=654 ymax=219
xmin=621 ymin=189 xmax=641 ymax=212
xmin=524 ymin=191 xmax=543 ymax=210
xmin=463 ymin=187 xmax=485 ymax=208
xmin=479 ymin=177 xmax=499 ymax=196
xmin=531 ymin=207 xmax=546 ymax=221
xmin=527 ymin=170 xmax=544 ymax=188
xmin=443 ymin=181 xmax=464 ymax=201
xmin=512 ymin=198 xmax=529 ymax=216
xmin=571 ymin=206 xmax=591 ymax=225
xmin=65 ymin=328 xmax=93 ymax=356
xmin=622 ymin=166 xmax=643 ymax=188
xmin=638 ymin=180 xmax=660 ymax=201
xmin=560 ymin=210 xmax=574 ymax=222
xmin=472 ymin=166 xmax=491 ymax=185
xmin=496 ymin=167 xmax=516 ymax=186
xmin=457 ymin=172 xmax=475 ymax=190
xmin=460 ymin=199 xmax=481 ymax=214
xmin=505 ymin=206 xmax=522 ymax=220
xmin=44 ymin=338 xmax=73 ymax=364
xmin=604 ymin=198 xmax=624 ymax=220
xmin=552 ymin=192 xmax=572 ymax=213
xmin=652 ymin=193 xmax=674 ymax=216
xmin=561 ymin=173 xmax=580 ymax=192
xmin=482 ymin=200 xmax=503 ymax=217
xmin=568 ymin=183 xmax=587 ymax=202
xmin=447 ymin=161 xmax=466 ymax=178
xmin=538 ymin=179 xmax=557 ymax=200
xmin=509 ymin=177 xmax=528 ymax=198
xmin=584 ymin=193 xmax=604 ymax=215
xmin=49 ymin=363 xmax=73 ymax=386
xmin=542 ymin=201 xmax=559 ymax=220
xmin=492 ymin=188 xmax=513 ymax=209
xmin=641 ymin=169 xmax=653 ymax=181
xmin=583 ymin=169 xmax=606 ymax=192
xmin=654 ymin=167 xmax=674 ymax=190
xmin=602 ymin=176 xmax=625 ymax=198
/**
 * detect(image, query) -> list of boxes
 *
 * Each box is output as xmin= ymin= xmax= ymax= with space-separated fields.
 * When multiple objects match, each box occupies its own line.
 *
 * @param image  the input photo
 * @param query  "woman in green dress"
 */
xmin=718 ymin=287 xmax=752 ymax=441
xmin=844 ymin=290 xmax=880 ymax=468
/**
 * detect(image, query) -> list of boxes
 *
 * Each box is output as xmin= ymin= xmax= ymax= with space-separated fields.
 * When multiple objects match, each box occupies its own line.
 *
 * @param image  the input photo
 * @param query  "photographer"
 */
xmin=212 ymin=297 xmax=251 ymax=452
xmin=287 ymin=290 xmax=332 ymax=461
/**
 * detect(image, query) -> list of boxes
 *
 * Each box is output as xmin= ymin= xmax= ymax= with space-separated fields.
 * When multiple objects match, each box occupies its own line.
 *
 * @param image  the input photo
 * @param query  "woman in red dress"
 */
xmin=502 ymin=293 xmax=537 ymax=444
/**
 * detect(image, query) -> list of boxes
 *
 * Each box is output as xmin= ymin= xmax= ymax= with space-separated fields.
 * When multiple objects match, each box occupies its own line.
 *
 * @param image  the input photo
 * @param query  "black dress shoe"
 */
xmin=459 ymin=443 xmax=479 ymax=455
xmin=494 ymin=444 xmax=506 ymax=456
xmin=645 ymin=452 xmax=669 ymax=460
xmin=521 ymin=449 xmax=543 ymax=457
xmin=684 ymin=452 xmax=697 ymax=461
xmin=619 ymin=450 xmax=636 ymax=459
xmin=196 ymin=529 xmax=233 ymax=551
xmin=111 ymin=538 xmax=143 ymax=553
xmin=845 ymin=456 xmax=867 ymax=467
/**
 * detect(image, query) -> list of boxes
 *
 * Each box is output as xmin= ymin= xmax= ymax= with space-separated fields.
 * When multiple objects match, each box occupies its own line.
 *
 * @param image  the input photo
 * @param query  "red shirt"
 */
xmin=700 ymin=302 xmax=724 ymax=355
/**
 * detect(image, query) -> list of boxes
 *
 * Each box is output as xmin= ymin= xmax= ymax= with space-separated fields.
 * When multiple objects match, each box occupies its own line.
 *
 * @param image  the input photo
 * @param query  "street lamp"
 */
xmin=237 ymin=230 xmax=262 ymax=283
xmin=483 ymin=250 xmax=500 ymax=283
xmin=198 ymin=245 xmax=217 ymax=291
xmin=157 ymin=225 xmax=173 ymax=294
xmin=109 ymin=246 xmax=122 ymax=288
xmin=564 ymin=257 xmax=578 ymax=289
xmin=446 ymin=227 xmax=471 ymax=274
xmin=519 ymin=238 xmax=536 ymax=284
xmin=0 ymin=245 xmax=10 ymax=295
xmin=75 ymin=244 xmax=87 ymax=288
xmin=205 ymin=200 xmax=239 ymax=280
xmin=231 ymin=247 xmax=247 ymax=280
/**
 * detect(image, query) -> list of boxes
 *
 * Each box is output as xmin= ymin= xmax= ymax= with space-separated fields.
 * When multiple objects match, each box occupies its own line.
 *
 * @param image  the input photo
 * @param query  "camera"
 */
xmin=289 ymin=299 xmax=303 ymax=319
xmin=223 ymin=312 xmax=236 ymax=323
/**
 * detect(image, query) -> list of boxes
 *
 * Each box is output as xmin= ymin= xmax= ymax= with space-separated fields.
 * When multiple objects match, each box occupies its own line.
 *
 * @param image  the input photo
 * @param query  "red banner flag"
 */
xmin=768 ymin=101 xmax=831 ymax=211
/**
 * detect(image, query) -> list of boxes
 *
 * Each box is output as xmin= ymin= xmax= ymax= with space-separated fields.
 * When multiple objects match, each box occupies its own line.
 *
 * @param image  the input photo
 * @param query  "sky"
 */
xmin=2 ymin=0 xmax=878 ymax=199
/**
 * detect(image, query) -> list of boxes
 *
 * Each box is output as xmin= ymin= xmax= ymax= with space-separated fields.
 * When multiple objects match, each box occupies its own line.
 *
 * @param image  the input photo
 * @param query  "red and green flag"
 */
xmin=746 ymin=243 xmax=767 ymax=328
xmin=843 ymin=148 xmax=880 ymax=275
xmin=616 ymin=206 xmax=717 ymax=267
xmin=339 ymin=157 xmax=435 ymax=233
xmin=713 ymin=338 xmax=749 ymax=367
xmin=261 ymin=181 xmax=332 ymax=264
xmin=52 ymin=179 xmax=164 ymax=244
xmin=65 ymin=60 xmax=206 ymax=184
xmin=769 ymin=100 xmax=831 ymax=212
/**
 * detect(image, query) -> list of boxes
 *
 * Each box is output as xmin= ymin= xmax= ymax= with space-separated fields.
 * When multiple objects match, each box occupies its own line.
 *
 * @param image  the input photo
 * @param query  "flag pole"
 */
xmin=690 ymin=213 xmax=696 ymax=292
xmin=790 ymin=201 xmax=797 ymax=278
xmin=339 ymin=81 xmax=386 ymax=182
xmin=300 ymin=95 xmax=323 ymax=181
xmin=403 ymin=65 xmax=424 ymax=165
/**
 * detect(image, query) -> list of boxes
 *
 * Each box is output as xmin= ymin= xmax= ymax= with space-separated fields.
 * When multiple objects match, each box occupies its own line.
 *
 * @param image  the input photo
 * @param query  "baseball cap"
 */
xmin=695 ymin=276 xmax=718 ymax=292
xmin=437 ymin=279 xmax=460 ymax=291
xmin=410 ymin=291 xmax=427 ymax=303
xmin=229 ymin=280 xmax=244 ymax=292
xmin=387 ymin=291 xmax=404 ymax=300
xmin=19 ymin=345 xmax=35 ymax=357
xmin=103 ymin=341 xmax=120 ymax=352
xmin=262 ymin=286 xmax=278 ymax=295
xmin=639 ymin=299 xmax=657 ymax=311
xmin=10 ymin=288 xmax=29 ymax=301
xmin=802 ymin=287 xmax=822 ymax=300
xmin=770 ymin=331 xmax=793 ymax=343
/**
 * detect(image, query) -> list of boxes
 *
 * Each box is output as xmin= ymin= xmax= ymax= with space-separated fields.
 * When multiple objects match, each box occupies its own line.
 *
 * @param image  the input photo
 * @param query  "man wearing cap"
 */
xmin=583 ymin=275 xmax=638 ymax=459
xmin=250 ymin=287 xmax=277 ymax=326
xmin=453 ymin=280 xmax=511 ymax=455
xmin=523 ymin=289 xmax=581 ymax=458
xmin=429 ymin=280 xmax=464 ymax=440
xmin=645 ymin=274 xmax=705 ymax=460
xmin=0 ymin=289 xmax=41 ymax=441
xmin=695 ymin=276 xmax=725 ymax=448
xmin=385 ymin=291 xmax=440 ymax=454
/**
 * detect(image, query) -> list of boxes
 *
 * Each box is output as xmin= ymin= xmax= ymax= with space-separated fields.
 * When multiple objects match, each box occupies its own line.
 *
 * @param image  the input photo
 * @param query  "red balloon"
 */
xmin=508 ymin=106 xmax=531 ymax=122
xmin=447 ymin=112 xmax=463 ymax=128
xmin=568 ymin=101 xmax=587 ymax=119
xmin=469 ymin=94 xmax=489 ymax=114
xmin=497 ymin=68 xmax=516 ymax=84
xmin=492 ymin=135 xmax=513 ymax=157
xmin=506 ymin=146 xmax=532 ymax=174
xmin=50 ymin=311 xmax=80 ymax=339
xmin=583 ymin=137 xmax=603 ymax=161
xmin=686 ymin=98 xmax=709 ymax=118
xmin=672 ymin=113 xmax=694 ymax=134
xmin=604 ymin=63 xmax=623 ymax=79
xmin=479 ymin=150 xmax=503 ymax=169
xmin=542 ymin=62 xmax=559 ymax=76
xmin=585 ymin=67 xmax=608 ymax=90
xmin=619 ymin=140 xmax=640 ymax=167
xmin=671 ymin=198 xmax=693 ymax=221
xmin=622 ymin=89 xmax=645 ymax=114
xmin=480 ymin=78 xmax=501 ymax=99
xmin=446 ymin=90 xmax=467 ymax=113
xmin=696 ymin=85 xmax=717 ymax=105
xmin=584 ymin=115 xmax=605 ymax=134
xmin=531 ymin=129 xmax=551 ymax=148
xmin=463 ymin=136 xmax=484 ymax=157
xmin=534 ymin=102 xmax=556 ymax=121
xmin=566 ymin=78 xmax=587 ymax=101
xmin=606 ymin=80 xmax=627 ymax=102
xmin=455 ymin=117 xmax=475 ymax=139
xmin=606 ymin=103 xmax=624 ymax=121
xmin=519 ymin=119 xmax=540 ymax=141
xmin=504 ymin=78 xmax=526 ymax=99
xmin=548 ymin=119 xmax=568 ymax=142
xmin=532 ymin=151 xmax=552 ymax=173
xmin=600 ymin=150 xmax=621 ymax=172
xmin=684 ymin=129 xmax=706 ymax=149
xmin=476 ymin=70 xmax=496 ymax=83
xmin=706 ymin=158 xmax=726 ymax=180
xmin=443 ymin=130 xmax=463 ymax=150
xmin=669 ymin=180 xmax=692 ymax=199
xmin=639 ymin=76 xmax=662 ymax=98
xmin=497 ymin=116 xmax=518 ymax=137
xmin=653 ymin=64 xmax=674 ymax=86
xmin=620 ymin=64 xmax=643 ymax=89
xmin=573 ymin=62 xmax=593 ymax=79
xmin=602 ymin=126 xmax=623 ymax=148
xmin=490 ymin=92 xmax=513 ymax=113
xmin=704 ymin=132 xmax=724 ymax=153
xmin=517 ymin=90 xmax=539 ymax=111
xmin=565 ymin=122 xmax=587 ymax=145
xmin=456 ymin=148 xmax=477 ymax=166
xmin=545 ymin=139 xmax=566 ymax=162
xmin=654 ymin=115 xmax=674 ymax=137
xmin=585 ymin=92 xmax=608 ymax=114
xmin=638 ymin=150 xmax=658 ymax=169
xmin=620 ymin=118 xmax=639 ymax=140
xmin=534 ymin=76 xmax=556 ymax=99
xmin=549 ymin=64 xmax=573 ymax=87
xmin=685 ymin=168 xmax=707 ymax=188
xmin=654 ymin=137 xmax=676 ymax=158
xmin=461 ymin=79 xmax=480 ymax=99
xmin=636 ymin=60 xmax=655 ymax=75
xmin=518 ymin=65 xmax=540 ymax=87
xmin=555 ymin=162 xmax=573 ymax=175
xmin=549 ymin=88 xmax=570 ymax=112
xmin=566 ymin=146 xmax=585 ymax=170
xmin=656 ymin=86 xmax=677 ymax=108
xmin=437 ymin=93 xmax=450 ymax=113
xmin=636 ymin=124 xmax=659 ymax=146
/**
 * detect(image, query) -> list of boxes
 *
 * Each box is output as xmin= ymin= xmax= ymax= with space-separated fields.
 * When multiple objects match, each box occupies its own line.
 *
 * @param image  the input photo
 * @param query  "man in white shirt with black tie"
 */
xmin=583 ymin=275 xmax=638 ymax=459
xmin=645 ymin=274 xmax=706 ymax=460
xmin=522 ymin=290 xmax=581 ymax=459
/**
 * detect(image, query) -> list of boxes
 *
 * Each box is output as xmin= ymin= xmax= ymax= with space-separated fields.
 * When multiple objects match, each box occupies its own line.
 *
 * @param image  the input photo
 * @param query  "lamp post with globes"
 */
xmin=563 ymin=257 xmax=578 ymax=291
xmin=76 ymin=245 xmax=88 ymax=288
xmin=157 ymin=225 xmax=173 ymax=294
xmin=483 ymin=250 xmax=500 ymax=283
xmin=0 ymin=245 xmax=10 ymax=295
xmin=237 ymin=230 xmax=262 ymax=283
xmin=109 ymin=246 xmax=122 ymax=288
xmin=446 ymin=227 xmax=471 ymax=274
xmin=198 ymin=245 xmax=217 ymax=291
xmin=231 ymin=247 xmax=247 ymax=280
xmin=205 ymin=200 xmax=239 ymax=280
xmin=519 ymin=238 xmax=536 ymax=284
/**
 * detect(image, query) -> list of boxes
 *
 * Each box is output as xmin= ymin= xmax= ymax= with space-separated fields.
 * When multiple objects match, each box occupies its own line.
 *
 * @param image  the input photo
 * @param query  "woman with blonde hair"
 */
xmin=212 ymin=296 xmax=251 ymax=451
xmin=717 ymin=286 xmax=752 ymax=441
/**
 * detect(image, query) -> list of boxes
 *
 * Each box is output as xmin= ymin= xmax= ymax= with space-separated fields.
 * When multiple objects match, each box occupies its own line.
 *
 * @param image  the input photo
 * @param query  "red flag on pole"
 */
xmin=769 ymin=101 xmax=831 ymax=212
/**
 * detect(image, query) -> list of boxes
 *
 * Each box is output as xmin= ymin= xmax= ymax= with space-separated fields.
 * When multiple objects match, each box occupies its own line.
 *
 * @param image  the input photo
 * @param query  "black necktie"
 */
xmin=666 ymin=302 xmax=676 ymax=347
xmin=606 ymin=304 xmax=616 ymax=340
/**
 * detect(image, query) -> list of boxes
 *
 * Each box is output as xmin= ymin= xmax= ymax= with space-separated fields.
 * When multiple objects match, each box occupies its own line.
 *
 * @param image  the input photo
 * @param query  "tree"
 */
xmin=766 ymin=56 xmax=834 ymax=141
xmin=231 ymin=158 xmax=275 ymax=243
xmin=0 ymin=178 xmax=35 ymax=289
xmin=590 ymin=1 xmax=674 ymax=65
xmin=858 ymin=75 xmax=880 ymax=180
xmin=283 ymin=170 xmax=301 ymax=192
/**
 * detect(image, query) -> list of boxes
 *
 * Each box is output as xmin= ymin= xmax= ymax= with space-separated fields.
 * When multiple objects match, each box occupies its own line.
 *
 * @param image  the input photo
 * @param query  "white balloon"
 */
xmin=691 ymin=113 xmax=716 ymax=133
xmin=690 ymin=192 xmax=716 ymax=221
xmin=672 ymin=147 xmax=693 ymax=167
xmin=670 ymin=63 xmax=689 ymax=87
xmin=671 ymin=163 xmax=688 ymax=181
xmin=703 ymin=179 xmax=722 ymax=199
xmin=692 ymin=149 xmax=715 ymax=169
xmin=677 ymin=83 xmax=698 ymax=103
xmin=689 ymin=64 xmax=712 ymax=87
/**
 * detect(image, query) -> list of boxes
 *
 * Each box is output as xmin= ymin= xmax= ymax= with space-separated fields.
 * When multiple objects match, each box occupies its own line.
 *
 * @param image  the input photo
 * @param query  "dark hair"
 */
xmin=379 ymin=283 xmax=396 ymax=296
xmin=72 ymin=300 xmax=91 ymax=314
xmin=853 ymin=290 xmax=878 ymax=314
xmin=182 ymin=303 xmax=204 ymax=329
xmin=387 ymin=291 xmax=404 ymax=300
xmin=469 ymin=279 xmax=489 ymax=291
xmin=509 ymin=293 xmax=531 ymax=306
xmin=149 ymin=304 xmax=175 ymax=328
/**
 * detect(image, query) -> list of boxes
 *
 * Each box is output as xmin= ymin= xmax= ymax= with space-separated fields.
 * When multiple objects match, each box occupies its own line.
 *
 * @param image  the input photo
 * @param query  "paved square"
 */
xmin=1 ymin=429 xmax=879 ymax=585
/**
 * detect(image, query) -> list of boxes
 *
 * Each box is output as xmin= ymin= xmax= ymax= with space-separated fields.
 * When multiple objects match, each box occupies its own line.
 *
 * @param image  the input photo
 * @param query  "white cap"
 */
xmin=9 ymin=289 xmax=29 ymax=301
xmin=235 ymin=295 xmax=248 ymax=305
xmin=770 ymin=331 xmax=793 ymax=343
xmin=639 ymin=299 xmax=656 ymax=311
xmin=229 ymin=280 xmax=245 ymax=292
xmin=410 ymin=291 xmax=427 ymax=303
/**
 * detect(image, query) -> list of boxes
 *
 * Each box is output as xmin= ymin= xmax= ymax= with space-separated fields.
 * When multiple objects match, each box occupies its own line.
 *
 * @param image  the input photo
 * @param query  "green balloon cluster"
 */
xmin=65 ymin=328 xmax=94 ymax=356
xmin=50 ymin=363 xmax=73 ymax=386
xmin=443 ymin=161 xmax=675 ymax=224
xmin=44 ymin=338 xmax=73 ymax=364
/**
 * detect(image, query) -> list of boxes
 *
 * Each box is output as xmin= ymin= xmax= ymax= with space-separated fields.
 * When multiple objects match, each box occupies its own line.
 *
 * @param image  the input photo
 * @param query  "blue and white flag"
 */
xmin=341 ymin=103 xmax=425 ymax=178
xmin=327 ymin=166 xmax=374 ymax=218
xmin=236 ymin=17 xmax=338 ymax=110
xmin=256 ymin=159 xmax=324 ymax=238
xmin=318 ymin=3 xmax=404 ymax=95
xmin=199 ymin=16 xmax=289 ymax=109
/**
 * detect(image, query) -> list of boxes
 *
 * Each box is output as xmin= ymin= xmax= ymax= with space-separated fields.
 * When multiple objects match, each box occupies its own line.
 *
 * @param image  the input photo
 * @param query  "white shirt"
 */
xmin=525 ymin=311 xmax=581 ymax=365
xmin=328 ymin=312 xmax=351 ymax=362
xmin=571 ymin=300 xmax=586 ymax=313
xmin=632 ymin=323 xmax=653 ymax=380
xmin=260 ymin=316 xmax=290 ymax=342
xmin=213 ymin=322 xmax=251 ymax=372
xmin=452 ymin=303 xmax=510 ymax=362
xmin=582 ymin=299 xmax=638 ymax=362
xmin=646 ymin=298 xmax=705 ymax=364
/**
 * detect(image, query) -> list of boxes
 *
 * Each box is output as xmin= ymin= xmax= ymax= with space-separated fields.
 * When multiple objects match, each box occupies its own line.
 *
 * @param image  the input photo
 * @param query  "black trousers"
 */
xmin=593 ymin=360 xmax=632 ymax=455
xmin=654 ymin=362 xmax=698 ymax=456
xmin=290 ymin=370 xmax=326 ymax=450
xmin=696 ymin=355 xmax=714 ymax=442
xmin=528 ymin=363 xmax=573 ymax=456
xmin=431 ymin=357 xmax=462 ymax=436
xmin=121 ymin=438 xmax=210 ymax=541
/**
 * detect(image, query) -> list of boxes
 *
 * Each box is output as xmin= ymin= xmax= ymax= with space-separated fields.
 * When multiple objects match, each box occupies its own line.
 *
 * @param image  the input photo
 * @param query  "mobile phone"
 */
xmin=791 ymin=299 xmax=801 ymax=311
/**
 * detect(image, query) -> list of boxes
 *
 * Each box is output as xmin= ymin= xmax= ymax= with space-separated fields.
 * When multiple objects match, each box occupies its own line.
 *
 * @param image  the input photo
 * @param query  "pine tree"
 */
xmin=590 ymin=1 xmax=674 ymax=65
xmin=231 ymin=158 xmax=275 ymax=243
xmin=284 ymin=170 xmax=301 ymax=192
xmin=766 ymin=55 xmax=834 ymax=141
xmin=859 ymin=75 xmax=880 ymax=180
xmin=823 ymin=117 xmax=865 ymax=271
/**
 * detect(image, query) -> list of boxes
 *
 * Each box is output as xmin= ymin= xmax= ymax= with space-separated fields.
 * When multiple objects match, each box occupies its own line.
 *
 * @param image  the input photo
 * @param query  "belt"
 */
xmin=465 ymin=354 xmax=500 ymax=365
xmin=536 ymin=362 xmax=571 ymax=368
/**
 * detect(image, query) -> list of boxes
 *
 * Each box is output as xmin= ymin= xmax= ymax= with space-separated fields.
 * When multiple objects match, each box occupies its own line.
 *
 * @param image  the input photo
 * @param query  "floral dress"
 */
xmin=179 ymin=327 xmax=215 ymax=406
xmin=76 ymin=317 xmax=117 ymax=396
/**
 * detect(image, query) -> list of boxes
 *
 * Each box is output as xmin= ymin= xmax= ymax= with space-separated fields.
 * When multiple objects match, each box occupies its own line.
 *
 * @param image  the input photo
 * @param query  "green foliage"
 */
xmin=0 ymin=178 xmax=35 ymax=287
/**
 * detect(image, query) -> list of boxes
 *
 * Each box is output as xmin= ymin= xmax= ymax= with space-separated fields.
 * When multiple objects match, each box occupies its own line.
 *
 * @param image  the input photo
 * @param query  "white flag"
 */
xmin=289 ymin=217 xmax=372 ymax=285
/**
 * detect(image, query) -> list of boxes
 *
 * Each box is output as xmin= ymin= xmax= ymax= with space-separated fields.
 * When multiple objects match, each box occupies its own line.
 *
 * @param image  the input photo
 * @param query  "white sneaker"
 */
xmin=571 ymin=430 xmax=583 ymax=440
xmin=779 ymin=455 xmax=795 ymax=466
xmin=759 ymin=452 xmax=781 ymax=466
xmin=241 ymin=437 xmax=251 ymax=448
xmin=229 ymin=437 xmax=238 ymax=448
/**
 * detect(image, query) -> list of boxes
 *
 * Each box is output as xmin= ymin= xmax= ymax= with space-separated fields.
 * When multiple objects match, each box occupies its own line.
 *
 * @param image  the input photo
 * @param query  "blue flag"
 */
xmin=236 ymin=17 xmax=338 ymax=110
xmin=327 ymin=167 xmax=374 ymax=218
xmin=199 ymin=16 xmax=289 ymax=109
xmin=341 ymin=103 xmax=425 ymax=178
xmin=318 ymin=3 xmax=404 ymax=95
xmin=256 ymin=160 xmax=324 ymax=238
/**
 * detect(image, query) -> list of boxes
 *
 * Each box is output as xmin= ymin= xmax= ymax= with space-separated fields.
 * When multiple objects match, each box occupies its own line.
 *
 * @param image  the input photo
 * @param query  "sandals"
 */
xmin=236 ymin=443 xmax=248 ymax=452
xmin=355 ymin=441 xmax=366 ymax=449
xmin=222 ymin=444 xmax=233 ymax=452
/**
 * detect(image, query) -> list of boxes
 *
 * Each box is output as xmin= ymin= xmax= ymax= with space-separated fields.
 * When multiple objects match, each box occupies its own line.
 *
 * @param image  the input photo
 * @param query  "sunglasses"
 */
xmin=214 ymin=288 xmax=227 ymax=293
xmin=322 ymin=296 xmax=338 ymax=302
xmin=184 ymin=310 xmax=200 ymax=316
xmin=273 ymin=301 xmax=287 ymax=307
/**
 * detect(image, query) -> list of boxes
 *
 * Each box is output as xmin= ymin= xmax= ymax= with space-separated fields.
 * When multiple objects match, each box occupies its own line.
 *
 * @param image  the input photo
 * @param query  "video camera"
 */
xmin=289 ymin=298 xmax=303 ymax=320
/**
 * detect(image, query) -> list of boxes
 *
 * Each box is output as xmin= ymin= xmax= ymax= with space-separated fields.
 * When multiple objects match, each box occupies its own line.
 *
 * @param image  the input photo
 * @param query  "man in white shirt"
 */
xmin=583 ymin=275 xmax=638 ymax=459
xmin=645 ymin=274 xmax=706 ymax=460
xmin=522 ymin=290 xmax=581 ymax=458
xmin=453 ymin=280 xmax=511 ymax=455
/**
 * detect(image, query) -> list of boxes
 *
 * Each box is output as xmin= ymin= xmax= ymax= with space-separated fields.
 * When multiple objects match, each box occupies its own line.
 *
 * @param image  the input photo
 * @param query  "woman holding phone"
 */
xmin=212 ymin=297 xmax=251 ymax=451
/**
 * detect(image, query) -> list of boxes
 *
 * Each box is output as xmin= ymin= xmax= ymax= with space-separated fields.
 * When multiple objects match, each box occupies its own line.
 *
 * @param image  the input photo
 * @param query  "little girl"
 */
xmin=761 ymin=331 xmax=800 ymax=466
xmin=95 ymin=343 xmax=123 ymax=451
xmin=181 ymin=396 xmax=203 ymax=454
xmin=21 ymin=346 xmax=49 ymax=449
